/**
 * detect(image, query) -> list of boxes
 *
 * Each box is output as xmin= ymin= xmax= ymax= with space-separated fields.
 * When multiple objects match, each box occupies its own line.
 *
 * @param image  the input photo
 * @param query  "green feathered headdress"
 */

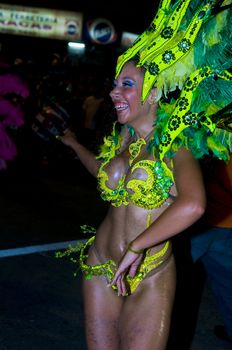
xmin=116 ymin=0 xmax=232 ymax=161
xmin=116 ymin=0 xmax=232 ymax=101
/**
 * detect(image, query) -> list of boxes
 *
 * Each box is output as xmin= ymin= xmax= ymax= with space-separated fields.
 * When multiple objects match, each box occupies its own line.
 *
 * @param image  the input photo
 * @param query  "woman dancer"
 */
xmin=58 ymin=0 xmax=232 ymax=348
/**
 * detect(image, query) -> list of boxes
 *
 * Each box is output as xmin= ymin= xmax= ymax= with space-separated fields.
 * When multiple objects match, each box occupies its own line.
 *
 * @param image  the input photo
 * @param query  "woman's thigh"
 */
xmin=82 ymin=273 xmax=123 ymax=350
xmin=119 ymin=256 xmax=176 ymax=350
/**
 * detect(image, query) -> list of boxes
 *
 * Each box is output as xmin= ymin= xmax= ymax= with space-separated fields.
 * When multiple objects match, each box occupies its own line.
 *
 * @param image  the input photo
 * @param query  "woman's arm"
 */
xmin=110 ymin=148 xmax=206 ymax=294
xmin=58 ymin=128 xmax=101 ymax=178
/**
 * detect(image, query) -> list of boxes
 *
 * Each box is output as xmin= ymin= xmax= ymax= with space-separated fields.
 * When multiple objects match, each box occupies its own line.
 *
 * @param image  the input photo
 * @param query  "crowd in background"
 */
xmin=0 ymin=50 xmax=116 ymax=170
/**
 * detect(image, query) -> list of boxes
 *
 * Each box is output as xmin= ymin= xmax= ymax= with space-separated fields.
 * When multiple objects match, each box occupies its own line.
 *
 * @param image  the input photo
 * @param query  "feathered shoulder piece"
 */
xmin=149 ymin=67 xmax=232 ymax=162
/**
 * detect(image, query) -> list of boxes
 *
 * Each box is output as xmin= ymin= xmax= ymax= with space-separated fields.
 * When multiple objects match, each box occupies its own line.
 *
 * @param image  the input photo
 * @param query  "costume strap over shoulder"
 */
xmin=96 ymin=122 xmax=121 ymax=162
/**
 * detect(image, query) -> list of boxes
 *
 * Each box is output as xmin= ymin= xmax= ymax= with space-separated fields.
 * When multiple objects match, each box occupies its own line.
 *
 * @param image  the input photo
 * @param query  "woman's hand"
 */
xmin=110 ymin=249 xmax=144 ymax=296
xmin=56 ymin=128 xmax=78 ymax=148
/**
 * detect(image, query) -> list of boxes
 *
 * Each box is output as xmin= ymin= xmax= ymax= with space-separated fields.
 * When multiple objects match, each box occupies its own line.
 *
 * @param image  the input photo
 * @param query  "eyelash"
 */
xmin=112 ymin=80 xmax=135 ymax=88
xmin=123 ymin=81 xmax=134 ymax=87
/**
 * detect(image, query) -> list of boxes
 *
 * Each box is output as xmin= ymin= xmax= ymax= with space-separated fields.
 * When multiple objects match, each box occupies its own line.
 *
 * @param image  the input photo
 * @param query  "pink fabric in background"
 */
xmin=0 ymin=97 xmax=25 ymax=127
xmin=0 ymin=74 xmax=29 ymax=99
xmin=0 ymin=73 xmax=29 ymax=167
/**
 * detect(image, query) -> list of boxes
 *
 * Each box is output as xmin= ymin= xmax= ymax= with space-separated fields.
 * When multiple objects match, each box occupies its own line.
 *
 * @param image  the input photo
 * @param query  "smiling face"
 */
xmin=110 ymin=61 xmax=156 ymax=130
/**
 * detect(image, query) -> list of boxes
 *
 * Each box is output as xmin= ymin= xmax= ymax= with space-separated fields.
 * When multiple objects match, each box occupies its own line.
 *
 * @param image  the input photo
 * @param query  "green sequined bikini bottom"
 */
xmin=80 ymin=235 xmax=171 ymax=295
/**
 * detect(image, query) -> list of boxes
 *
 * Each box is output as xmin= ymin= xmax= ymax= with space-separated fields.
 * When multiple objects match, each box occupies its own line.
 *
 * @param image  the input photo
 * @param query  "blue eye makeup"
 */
xmin=123 ymin=79 xmax=135 ymax=87
xmin=112 ymin=78 xmax=136 ymax=89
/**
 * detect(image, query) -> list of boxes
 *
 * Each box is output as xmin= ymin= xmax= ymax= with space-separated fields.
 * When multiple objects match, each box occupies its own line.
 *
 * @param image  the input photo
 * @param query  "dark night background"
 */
xmin=0 ymin=0 xmax=158 ymax=62
xmin=1 ymin=0 xmax=157 ymax=33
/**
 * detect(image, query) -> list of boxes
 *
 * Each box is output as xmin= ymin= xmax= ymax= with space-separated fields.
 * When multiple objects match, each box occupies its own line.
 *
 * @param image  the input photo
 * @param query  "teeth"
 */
xmin=115 ymin=103 xmax=128 ymax=111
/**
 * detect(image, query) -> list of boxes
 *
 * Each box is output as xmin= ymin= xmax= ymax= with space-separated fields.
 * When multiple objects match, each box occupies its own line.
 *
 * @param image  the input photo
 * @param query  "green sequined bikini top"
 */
xmin=97 ymin=123 xmax=174 ymax=209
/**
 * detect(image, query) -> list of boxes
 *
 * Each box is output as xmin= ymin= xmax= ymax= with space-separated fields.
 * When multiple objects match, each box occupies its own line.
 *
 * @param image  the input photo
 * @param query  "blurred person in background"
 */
xmin=191 ymin=155 xmax=232 ymax=343
xmin=0 ymin=63 xmax=29 ymax=169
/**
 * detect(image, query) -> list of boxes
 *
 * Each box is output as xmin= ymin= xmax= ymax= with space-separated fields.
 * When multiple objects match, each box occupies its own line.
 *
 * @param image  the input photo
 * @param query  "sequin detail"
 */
xmin=97 ymin=124 xmax=174 ymax=209
xmin=79 ymin=235 xmax=170 ymax=295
